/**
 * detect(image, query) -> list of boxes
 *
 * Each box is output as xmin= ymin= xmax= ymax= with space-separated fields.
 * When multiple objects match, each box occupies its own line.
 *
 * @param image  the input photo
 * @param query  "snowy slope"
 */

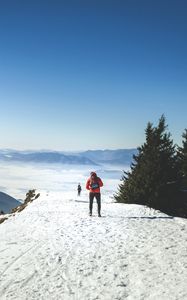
xmin=0 ymin=191 xmax=187 ymax=300
xmin=0 ymin=192 xmax=20 ymax=214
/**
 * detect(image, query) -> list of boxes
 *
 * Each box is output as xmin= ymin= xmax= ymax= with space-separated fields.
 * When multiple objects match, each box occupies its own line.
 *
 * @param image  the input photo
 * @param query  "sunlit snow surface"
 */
xmin=0 ymin=162 xmax=187 ymax=300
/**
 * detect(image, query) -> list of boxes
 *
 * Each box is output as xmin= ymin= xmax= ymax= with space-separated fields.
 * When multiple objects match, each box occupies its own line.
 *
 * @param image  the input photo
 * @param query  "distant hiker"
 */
xmin=77 ymin=183 xmax=82 ymax=196
xmin=86 ymin=172 xmax=103 ymax=217
xmin=0 ymin=210 xmax=4 ymax=215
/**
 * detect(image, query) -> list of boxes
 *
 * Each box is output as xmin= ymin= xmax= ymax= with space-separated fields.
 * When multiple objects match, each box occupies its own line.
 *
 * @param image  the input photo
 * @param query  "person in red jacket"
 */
xmin=86 ymin=171 xmax=103 ymax=217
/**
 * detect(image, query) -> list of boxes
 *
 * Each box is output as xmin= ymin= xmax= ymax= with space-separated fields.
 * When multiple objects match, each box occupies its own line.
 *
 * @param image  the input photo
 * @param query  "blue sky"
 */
xmin=0 ymin=0 xmax=186 ymax=150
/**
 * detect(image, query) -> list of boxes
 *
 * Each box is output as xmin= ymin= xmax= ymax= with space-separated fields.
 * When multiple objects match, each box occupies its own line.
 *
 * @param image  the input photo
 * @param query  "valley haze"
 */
xmin=0 ymin=148 xmax=134 ymax=201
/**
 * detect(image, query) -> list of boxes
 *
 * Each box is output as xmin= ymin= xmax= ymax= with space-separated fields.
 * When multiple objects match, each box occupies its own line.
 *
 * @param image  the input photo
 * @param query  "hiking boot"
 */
xmin=98 ymin=213 xmax=101 ymax=217
xmin=89 ymin=212 xmax=92 ymax=216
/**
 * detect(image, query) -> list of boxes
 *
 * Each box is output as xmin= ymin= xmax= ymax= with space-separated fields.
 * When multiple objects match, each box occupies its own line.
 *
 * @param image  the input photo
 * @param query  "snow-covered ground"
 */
xmin=0 ymin=162 xmax=187 ymax=299
xmin=0 ymin=189 xmax=187 ymax=300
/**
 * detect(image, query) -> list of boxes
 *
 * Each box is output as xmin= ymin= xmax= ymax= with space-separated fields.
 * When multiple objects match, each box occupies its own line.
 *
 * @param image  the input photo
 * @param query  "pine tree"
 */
xmin=115 ymin=116 xmax=178 ymax=210
xmin=177 ymin=129 xmax=187 ymax=183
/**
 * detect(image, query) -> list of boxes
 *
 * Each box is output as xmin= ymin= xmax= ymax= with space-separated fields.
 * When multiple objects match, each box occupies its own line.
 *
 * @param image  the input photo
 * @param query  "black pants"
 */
xmin=89 ymin=192 xmax=101 ymax=214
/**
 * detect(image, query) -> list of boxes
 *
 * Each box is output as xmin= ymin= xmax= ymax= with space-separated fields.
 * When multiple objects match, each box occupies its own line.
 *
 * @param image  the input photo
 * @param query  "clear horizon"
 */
xmin=0 ymin=1 xmax=186 ymax=150
xmin=0 ymin=147 xmax=136 ymax=152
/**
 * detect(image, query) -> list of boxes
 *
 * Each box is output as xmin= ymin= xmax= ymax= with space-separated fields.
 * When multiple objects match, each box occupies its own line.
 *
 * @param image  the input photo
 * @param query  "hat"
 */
xmin=90 ymin=172 xmax=97 ymax=177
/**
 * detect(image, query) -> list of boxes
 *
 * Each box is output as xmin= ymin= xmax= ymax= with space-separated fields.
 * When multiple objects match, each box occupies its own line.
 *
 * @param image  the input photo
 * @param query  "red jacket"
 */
xmin=86 ymin=177 xmax=103 ymax=193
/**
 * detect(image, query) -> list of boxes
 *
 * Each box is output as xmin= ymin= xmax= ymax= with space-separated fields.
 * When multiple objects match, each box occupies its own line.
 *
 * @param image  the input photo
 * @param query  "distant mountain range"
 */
xmin=80 ymin=149 xmax=137 ymax=165
xmin=0 ymin=149 xmax=137 ymax=166
xmin=0 ymin=150 xmax=97 ymax=165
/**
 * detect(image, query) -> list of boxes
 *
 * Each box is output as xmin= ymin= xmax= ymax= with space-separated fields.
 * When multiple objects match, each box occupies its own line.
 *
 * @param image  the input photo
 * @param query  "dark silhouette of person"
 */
xmin=77 ymin=183 xmax=82 ymax=196
xmin=86 ymin=172 xmax=103 ymax=217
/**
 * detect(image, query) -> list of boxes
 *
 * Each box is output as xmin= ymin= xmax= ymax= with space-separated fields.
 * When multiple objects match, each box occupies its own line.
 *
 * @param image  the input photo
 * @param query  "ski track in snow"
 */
xmin=0 ymin=192 xmax=187 ymax=300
